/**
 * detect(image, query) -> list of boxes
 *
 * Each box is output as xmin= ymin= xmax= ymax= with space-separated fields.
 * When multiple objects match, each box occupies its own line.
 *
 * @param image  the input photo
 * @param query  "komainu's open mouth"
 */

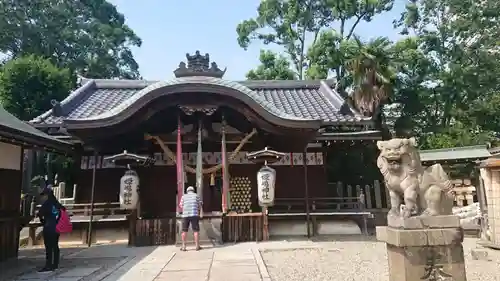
xmin=385 ymin=156 xmax=402 ymax=165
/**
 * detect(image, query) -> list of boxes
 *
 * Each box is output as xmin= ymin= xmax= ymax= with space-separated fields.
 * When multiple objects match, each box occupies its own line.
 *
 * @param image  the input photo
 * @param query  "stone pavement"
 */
xmin=3 ymin=242 xmax=272 ymax=281
xmin=101 ymin=244 xmax=268 ymax=281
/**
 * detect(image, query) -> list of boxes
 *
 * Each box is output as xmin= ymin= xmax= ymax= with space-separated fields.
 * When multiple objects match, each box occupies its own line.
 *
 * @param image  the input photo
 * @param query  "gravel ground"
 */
xmin=261 ymin=238 xmax=500 ymax=281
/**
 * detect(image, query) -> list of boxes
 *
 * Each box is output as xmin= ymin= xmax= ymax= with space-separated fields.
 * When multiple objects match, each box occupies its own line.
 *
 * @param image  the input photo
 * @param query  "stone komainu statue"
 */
xmin=376 ymin=137 xmax=454 ymax=218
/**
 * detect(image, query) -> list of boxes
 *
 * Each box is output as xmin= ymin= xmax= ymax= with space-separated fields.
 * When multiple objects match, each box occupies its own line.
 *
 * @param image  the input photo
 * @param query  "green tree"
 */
xmin=0 ymin=0 xmax=142 ymax=79
xmin=306 ymin=30 xmax=355 ymax=80
xmin=247 ymin=50 xmax=296 ymax=80
xmin=237 ymin=0 xmax=394 ymax=79
xmin=0 ymin=55 xmax=72 ymax=120
xmin=347 ymin=36 xmax=395 ymax=117
xmin=393 ymin=0 xmax=500 ymax=148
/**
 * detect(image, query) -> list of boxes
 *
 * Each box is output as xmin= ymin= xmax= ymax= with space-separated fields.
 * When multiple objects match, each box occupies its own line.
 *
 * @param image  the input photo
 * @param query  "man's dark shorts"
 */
xmin=182 ymin=216 xmax=200 ymax=232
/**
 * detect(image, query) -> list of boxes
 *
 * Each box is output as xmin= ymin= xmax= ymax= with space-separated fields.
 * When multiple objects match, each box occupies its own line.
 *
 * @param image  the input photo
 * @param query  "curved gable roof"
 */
xmin=77 ymin=77 xmax=315 ymax=122
xmin=32 ymin=77 xmax=371 ymax=129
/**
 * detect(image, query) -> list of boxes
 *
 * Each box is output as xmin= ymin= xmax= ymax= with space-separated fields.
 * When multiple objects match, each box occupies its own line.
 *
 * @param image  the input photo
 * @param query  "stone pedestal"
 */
xmin=377 ymin=215 xmax=467 ymax=281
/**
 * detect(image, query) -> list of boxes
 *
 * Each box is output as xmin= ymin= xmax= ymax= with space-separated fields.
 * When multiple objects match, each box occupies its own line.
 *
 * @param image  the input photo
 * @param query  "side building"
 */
xmin=0 ymin=105 xmax=72 ymax=262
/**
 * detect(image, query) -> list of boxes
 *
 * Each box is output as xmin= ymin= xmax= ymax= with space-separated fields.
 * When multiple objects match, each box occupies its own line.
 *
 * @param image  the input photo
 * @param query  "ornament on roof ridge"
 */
xmin=174 ymin=50 xmax=226 ymax=78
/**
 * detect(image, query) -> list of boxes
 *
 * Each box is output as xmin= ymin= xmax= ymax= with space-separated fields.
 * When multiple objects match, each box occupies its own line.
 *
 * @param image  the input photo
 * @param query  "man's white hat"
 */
xmin=187 ymin=186 xmax=195 ymax=192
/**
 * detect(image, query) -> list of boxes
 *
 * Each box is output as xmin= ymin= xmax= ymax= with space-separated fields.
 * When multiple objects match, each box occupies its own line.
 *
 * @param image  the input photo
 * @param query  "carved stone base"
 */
xmin=387 ymin=215 xmax=460 ymax=229
xmin=377 ymin=215 xmax=467 ymax=281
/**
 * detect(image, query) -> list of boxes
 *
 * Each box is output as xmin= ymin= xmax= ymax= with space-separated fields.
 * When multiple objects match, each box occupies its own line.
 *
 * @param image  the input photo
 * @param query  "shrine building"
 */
xmin=31 ymin=51 xmax=387 ymax=245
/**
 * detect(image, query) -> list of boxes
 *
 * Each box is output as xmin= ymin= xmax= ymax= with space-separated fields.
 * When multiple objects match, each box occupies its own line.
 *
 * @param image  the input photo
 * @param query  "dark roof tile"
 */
xmin=32 ymin=78 xmax=369 ymax=126
xmin=0 ymin=105 xmax=71 ymax=151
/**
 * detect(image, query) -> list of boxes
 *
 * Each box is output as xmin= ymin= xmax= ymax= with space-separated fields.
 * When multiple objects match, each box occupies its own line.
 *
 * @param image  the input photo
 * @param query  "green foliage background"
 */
xmin=238 ymin=0 xmax=500 ymax=149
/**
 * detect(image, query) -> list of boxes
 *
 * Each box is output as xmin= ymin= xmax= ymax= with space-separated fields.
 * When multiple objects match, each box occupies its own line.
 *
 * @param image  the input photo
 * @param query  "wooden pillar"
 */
xmin=476 ymin=167 xmax=489 ymax=236
xmin=18 ymin=147 xmax=25 ymax=216
xmin=15 ymin=147 xmax=25 ymax=257
xmin=303 ymin=149 xmax=311 ymax=238
xmin=262 ymin=207 xmax=269 ymax=241
xmin=87 ymin=151 xmax=97 ymax=247
xmin=128 ymin=209 xmax=138 ymax=246
xmin=28 ymin=150 xmax=38 ymax=216
xmin=322 ymin=142 xmax=328 ymax=191
xmin=72 ymin=152 xmax=82 ymax=202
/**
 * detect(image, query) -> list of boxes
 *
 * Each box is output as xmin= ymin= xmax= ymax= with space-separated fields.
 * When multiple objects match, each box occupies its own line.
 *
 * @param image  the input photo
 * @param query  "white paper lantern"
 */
xmin=257 ymin=166 xmax=276 ymax=206
xmin=120 ymin=169 xmax=139 ymax=209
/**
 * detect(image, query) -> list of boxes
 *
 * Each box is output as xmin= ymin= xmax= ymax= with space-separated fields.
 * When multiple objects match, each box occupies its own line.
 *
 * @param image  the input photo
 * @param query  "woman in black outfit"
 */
xmin=37 ymin=187 xmax=64 ymax=273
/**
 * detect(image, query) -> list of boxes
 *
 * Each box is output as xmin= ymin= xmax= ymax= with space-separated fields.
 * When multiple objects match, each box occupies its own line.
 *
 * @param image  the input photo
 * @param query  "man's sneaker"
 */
xmin=38 ymin=267 xmax=53 ymax=273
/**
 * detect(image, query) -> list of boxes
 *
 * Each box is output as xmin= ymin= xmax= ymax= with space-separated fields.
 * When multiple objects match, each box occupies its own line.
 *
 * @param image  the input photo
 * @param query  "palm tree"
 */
xmin=346 ymin=36 xmax=395 ymax=118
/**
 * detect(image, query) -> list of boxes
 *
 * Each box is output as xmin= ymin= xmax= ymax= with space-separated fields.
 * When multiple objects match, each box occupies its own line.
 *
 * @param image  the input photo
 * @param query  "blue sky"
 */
xmin=109 ymin=0 xmax=406 ymax=80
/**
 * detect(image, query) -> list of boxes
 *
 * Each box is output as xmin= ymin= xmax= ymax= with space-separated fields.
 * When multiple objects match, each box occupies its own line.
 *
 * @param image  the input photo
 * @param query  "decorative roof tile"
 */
xmin=32 ymin=77 xmax=370 ymax=126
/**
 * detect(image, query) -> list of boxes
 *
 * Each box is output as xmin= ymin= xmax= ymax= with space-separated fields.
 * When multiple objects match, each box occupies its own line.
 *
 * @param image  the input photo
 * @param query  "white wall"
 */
xmin=480 ymin=168 xmax=500 ymax=245
xmin=0 ymin=141 xmax=21 ymax=170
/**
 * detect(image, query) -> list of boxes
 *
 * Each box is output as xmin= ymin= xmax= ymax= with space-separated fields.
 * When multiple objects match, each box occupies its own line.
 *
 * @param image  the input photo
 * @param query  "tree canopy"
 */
xmin=0 ymin=55 xmax=73 ymax=120
xmin=0 ymin=0 xmax=142 ymax=79
xmin=392 ymin=0 xmax=500 ymax=148
xmin=237 ymin=0 xmax=394 ymax=80
xmin=247 ymin=50 xmax=296 ymax=80
xmin=238 ymin=0 xmax=500 ymax=149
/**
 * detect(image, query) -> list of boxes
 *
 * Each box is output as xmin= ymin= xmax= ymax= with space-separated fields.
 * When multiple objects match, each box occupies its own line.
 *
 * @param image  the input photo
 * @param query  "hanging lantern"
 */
xmin=120 ymin=169 xmax=139 ymax=209
xmin=257 ymin=166 xmax=276 ymax=206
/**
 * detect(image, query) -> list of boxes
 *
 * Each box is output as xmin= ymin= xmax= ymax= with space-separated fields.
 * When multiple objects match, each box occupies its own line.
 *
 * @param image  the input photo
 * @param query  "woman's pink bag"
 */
xmin=56 ymin=208 xmax=73 ymax=234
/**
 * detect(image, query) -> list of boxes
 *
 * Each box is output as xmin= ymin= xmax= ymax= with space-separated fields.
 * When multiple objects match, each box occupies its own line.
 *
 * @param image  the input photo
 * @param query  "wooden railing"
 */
xmin=269 ymin=196 xmax=373 ymax=235
xmin=29 ymin=202 xmax=130 ymax=225
xmin=271 ymin=198 xmax=308 ymax=214
xmin=270 ymin=196 xmax=368 ymax=214
xmin=310 ymin=197 xmax=366 ymax=211
xmin=327 ymin=181 xmax=390 ymax=210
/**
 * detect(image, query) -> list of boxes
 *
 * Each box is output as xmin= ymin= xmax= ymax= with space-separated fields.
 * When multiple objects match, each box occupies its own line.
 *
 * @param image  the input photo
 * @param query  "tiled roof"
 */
xmin=420 ymin=145 xmax=491 ymax=162
xmin=0 ymin=105 xmax=72 ymax=151
xmin=32 ymin=77 xmax=370 ymax=126
xmin=489 ymin=146 xmax=500 ymax=155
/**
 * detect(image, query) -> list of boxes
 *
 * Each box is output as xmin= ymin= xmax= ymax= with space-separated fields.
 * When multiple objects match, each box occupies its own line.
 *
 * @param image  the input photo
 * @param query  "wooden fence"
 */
xmin=329 ymin=181 xmax=390 ymax=211
xmin=330 ymin=179 xmax=479 ymax=210
xmin=128 ymin=217 xmax=176 ymax=247
xmin=222 ymin=213 xmax=264 ymax=243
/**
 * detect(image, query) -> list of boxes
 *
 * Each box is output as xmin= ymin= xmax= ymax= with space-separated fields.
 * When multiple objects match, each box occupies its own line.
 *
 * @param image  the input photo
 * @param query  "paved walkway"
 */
xmin=4 ymin=242 xmax=273 ymax=281
xmin=4 ymin=237 xmax=494 ymax=281
xmin=110 ymin=246 xmax=266 ymax=281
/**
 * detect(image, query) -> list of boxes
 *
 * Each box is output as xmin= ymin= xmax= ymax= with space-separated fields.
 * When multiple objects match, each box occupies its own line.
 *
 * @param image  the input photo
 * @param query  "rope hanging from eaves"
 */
xmin=144 ymin=128 xmax=257 ymax=174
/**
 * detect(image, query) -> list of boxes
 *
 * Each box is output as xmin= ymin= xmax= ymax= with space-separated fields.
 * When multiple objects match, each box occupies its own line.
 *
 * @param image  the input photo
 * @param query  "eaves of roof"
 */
xmin=419 ymin=145 xmax=492 ymax=163
xmin=31 ymin=77 xmax=372 ymax=129
xmin=0 ymin=106 xmax=73 ymax=153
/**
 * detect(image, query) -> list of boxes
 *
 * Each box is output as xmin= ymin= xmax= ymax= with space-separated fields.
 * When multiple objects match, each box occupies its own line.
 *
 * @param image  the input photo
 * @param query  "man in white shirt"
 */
xmin=179 ymin=186 xmax=202 ymax=251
